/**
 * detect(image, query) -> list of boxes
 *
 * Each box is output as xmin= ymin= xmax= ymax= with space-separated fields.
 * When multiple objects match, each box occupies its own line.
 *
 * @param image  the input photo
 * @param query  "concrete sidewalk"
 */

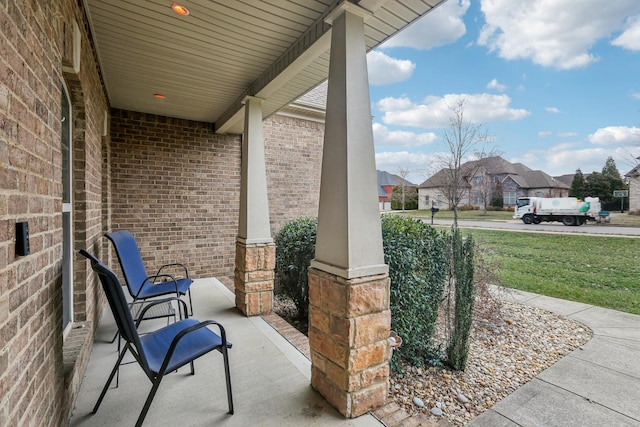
xmin=68 ymin=278 xmax=381 ymax=427
xmin=470 ymin=289 xmax=640 ymax=427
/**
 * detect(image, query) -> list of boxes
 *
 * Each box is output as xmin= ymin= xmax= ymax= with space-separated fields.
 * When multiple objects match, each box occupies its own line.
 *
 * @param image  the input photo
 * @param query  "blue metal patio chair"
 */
xmin=105 ymin=230 xmax=194 ymax=316
xmin=79 ymin=249 xmax=234 ymax=427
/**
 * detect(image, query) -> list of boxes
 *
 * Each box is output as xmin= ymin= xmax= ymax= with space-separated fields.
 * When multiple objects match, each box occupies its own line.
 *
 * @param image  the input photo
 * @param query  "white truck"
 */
xmin=514 ymin=196 xmax=604 ymax=226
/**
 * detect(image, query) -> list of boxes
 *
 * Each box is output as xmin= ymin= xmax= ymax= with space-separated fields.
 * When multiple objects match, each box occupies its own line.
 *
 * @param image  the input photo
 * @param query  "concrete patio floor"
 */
xmin=68 ymin=278 xmax=382 ymax=427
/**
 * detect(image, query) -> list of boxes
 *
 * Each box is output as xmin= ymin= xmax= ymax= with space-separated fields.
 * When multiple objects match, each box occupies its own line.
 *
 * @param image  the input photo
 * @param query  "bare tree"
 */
xmin=473 ymin=168 xmax=498 ymax=215
xmin=435 ymin=99 xmax=498 ymax=226
xmin=397 ymin=166 xmax=410 ymax=212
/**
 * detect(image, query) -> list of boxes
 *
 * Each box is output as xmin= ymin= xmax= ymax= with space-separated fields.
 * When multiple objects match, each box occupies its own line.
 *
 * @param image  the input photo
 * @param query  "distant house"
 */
xmin=417 ymin=156 xmax=569 ymax=209
xmin=553 ymin=174 xmax=576 ymax=188
xmin=377 ymin=170 xmax=415 ymax=210
xmin=625 ymin=161 xmax=640 ymax=211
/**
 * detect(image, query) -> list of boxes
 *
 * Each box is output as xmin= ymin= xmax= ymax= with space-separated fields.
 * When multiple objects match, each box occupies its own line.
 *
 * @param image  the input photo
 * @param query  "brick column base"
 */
xmin=234 ymin=241 xmax=275 ymax=316
xmin=308 ymin=267 xmax=391 ymax=418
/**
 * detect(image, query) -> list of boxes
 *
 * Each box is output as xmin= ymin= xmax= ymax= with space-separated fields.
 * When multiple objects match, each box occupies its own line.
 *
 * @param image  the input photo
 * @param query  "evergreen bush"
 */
xmin=381 ymin=215 xmax=448 ymax=369
xmin=446 ymin=228 xmax=475 ymax=370
xmin=273 ymin=217 xmax=317 ymax=319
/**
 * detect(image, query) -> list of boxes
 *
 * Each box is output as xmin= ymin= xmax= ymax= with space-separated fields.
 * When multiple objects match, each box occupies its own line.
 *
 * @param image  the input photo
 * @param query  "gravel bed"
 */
xmin=273 ymin=294 xmax=592 ymax=426
xmin=390 ymin=301 xmax=592 ymax=425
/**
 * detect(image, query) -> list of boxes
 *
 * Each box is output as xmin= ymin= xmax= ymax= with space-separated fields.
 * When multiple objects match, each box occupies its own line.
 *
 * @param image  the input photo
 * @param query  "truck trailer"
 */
xmin=514 ymin=197 xmax=604 ymax=226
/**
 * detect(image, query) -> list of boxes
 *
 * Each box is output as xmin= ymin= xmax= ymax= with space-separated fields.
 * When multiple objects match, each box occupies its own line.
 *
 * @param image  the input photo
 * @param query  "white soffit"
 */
xmin=84 ymin=0 xmax=446 ymax=133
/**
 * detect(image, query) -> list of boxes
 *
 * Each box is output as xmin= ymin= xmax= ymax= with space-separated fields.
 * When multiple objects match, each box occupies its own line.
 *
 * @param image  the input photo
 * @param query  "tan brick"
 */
xmin=246 ymin=270 xmax=274 ymax=282
xmin=246 ymin=293 xmax=261 ymax=316
xmin=349 ymin=382 xmax=388 ymax=418
xmin=242 ymin=279 xmax=274 ymax=292
xmin=329 ymin=314 xmax=353 ymax=345
xmin=308 ymin=269 xmax=321 ymax=304
xmin=353 ymin=310 xmax=390 ymax=347
xmin=311 ymin=367 xmax=348 ymax=417
xmin=309 ymin=305 xmax=329 ymax=334
xmin=324 ymin=280 xmax=348 ymax=316
xmin=309 ymin=329 xmax=348 ymax=368
xmin=358 ymin=363 xmax=389 ymax=390
xmin=263 ymin=244 xmax=276 ymax=270
xmin=348 ymin=277 xmax=390 ymax=316
xmin=259 ymin=290 xmax=272 ymax=313
xmin=324 ymin=359 xmax=348 ymax=390
xmin=349 ymin=341 xmax=388 ymax=371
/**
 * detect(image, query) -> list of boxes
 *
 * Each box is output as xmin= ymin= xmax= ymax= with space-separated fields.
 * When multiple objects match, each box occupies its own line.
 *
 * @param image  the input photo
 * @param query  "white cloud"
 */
xmin=631 ymin=91 xmax=640 ymax=100
xmin=381 ymin=0 xmax=470 ymax=50
xmin=375 ymin=151 xmax=437 ymax=184
xmin=477 ymin=0 xmax=640 ymax=70
xmin=612 ymin=15 xmax=640 ymax=50
xmin=558 ymin=132 xmax=578 ymax=137
xmin=513 ymin=139 xmax=640 ymax=176
xmin=486 ymin=78 xmax=507 ymax=92
xmin=588 ymin=126 xmax=640 ymax=146
xmin=372 ymin=123 xmax=437 ymax=148
xmin=377 ymin=93 xmax=530 ymax=128
xmin=545 ymin=106 xmax=561 ymax=114
xmin=366 ymin=51 xmax=416 ymax=85
xmin=538 ymin=131 xmax=552 ymax=138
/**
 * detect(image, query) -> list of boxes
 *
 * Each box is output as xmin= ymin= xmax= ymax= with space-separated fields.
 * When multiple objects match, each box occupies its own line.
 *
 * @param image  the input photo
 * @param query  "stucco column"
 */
xmin=235 ymin=96 xmax=275 ymax=316
xmin=308 ymin=2 xmax=390 ymax=418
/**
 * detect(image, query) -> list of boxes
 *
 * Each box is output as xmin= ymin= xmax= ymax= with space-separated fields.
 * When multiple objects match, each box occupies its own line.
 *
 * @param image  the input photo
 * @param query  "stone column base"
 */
xmin=308 ymin=267 xmax=391 ymax=418
xmin=234 ymin=241 xmax=275 ymax=316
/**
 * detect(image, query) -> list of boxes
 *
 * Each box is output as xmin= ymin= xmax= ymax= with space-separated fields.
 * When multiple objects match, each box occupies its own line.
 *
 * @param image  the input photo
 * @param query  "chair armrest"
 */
xmin=156 ymin=262 xmax=189 ymax=279
xmin=134 ymin=273 xmax=180 ymax=299
xmin=159 ymin=320 xmax=231 ymax=375
xmin=135 ymin=298 xmax=189 ymax=327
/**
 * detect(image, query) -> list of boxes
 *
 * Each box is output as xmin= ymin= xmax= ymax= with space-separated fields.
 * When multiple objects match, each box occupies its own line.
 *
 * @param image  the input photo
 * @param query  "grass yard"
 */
xmin=463 ymin=229 xmax=640 ymax=315
xmin=398 ymin=208 xmax=640 ymax=226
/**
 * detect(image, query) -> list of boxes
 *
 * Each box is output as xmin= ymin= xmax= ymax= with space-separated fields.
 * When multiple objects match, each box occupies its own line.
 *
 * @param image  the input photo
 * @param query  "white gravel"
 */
xmin=390 ymin=300 xmax=592 ymax=425
xmin=274 ymin=292 xmax=593 ymax=426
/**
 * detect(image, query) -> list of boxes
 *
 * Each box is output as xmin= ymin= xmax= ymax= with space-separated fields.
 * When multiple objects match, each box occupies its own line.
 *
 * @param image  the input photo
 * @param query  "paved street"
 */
xmin=427 ymin=215 xmax=640 ymax=237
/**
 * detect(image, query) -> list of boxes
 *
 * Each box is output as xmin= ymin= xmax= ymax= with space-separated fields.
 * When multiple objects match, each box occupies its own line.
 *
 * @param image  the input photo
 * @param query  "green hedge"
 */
xmin=274 ymin=217 xmax=317 ymax=320
xmin=274 ymin=215 xmax=451 ymax=370
xmin=381 ymin=215 xmax=448 ymax=369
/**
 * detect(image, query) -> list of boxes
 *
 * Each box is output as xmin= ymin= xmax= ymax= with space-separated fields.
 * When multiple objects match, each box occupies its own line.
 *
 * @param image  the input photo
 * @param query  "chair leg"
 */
xmin=93 ymin=345 xmax=130 ymax=414
xmin=188 ymin=289 xmax=194 ymax=316
xmin=222 ymin=346 xmax=234 ymax=415
xmin=136 ymin=375 xmax=164 ymax=427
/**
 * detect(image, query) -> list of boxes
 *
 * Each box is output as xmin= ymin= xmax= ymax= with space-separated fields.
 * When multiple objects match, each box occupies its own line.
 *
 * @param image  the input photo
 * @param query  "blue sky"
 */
xmin=367 ymin=0 xmax=640 ymax=185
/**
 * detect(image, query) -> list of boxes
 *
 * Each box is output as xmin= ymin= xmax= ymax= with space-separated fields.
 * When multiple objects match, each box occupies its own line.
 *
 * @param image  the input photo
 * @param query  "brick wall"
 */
xmin=264 ymin=114 xmax=323 ymax=232
xmin=109 ymin=110 xmax=242 ymax=280
xmin=1 ymin=0 xmax=109 ymax=426
xmin=109 ymin=112 xmax=323 ymax=282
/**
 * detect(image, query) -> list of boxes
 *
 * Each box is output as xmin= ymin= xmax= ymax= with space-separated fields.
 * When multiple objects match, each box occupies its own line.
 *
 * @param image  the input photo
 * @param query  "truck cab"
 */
xmin=514 ymin=197 xmax=537 ymax=223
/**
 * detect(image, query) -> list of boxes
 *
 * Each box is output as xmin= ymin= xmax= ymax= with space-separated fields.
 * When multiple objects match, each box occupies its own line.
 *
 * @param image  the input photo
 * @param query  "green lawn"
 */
xmin=395 ymin=209 xmax=515 ymax=221
xmin=460 ymin=229 xmax=640 ymax=315
xmin=397 ymin=208 xmax=640 ymax=226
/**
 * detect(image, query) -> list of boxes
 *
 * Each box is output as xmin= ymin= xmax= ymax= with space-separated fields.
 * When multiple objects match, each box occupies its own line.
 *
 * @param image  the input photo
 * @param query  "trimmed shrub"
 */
xmin=274 ymin=215 xmax=454 ymax=371
xmin=274 ymin=217 xmax=317 ymax=320
xmin=381 ymin=215 xmax=448 ymax=369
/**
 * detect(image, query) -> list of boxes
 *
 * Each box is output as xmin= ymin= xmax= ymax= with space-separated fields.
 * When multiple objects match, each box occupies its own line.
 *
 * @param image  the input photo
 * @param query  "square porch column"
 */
xmin=235 ymin=96 xmax=275 ymax=316
xmin=309 ymin=2 xmax=390 ymax=418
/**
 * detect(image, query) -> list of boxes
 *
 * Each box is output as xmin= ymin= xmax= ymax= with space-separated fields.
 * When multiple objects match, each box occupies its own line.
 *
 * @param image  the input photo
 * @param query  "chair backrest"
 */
xmin=105 ymin=230 xmax=149 ymax=297
xmin=79 ymin=249 xmax=151 ymax=374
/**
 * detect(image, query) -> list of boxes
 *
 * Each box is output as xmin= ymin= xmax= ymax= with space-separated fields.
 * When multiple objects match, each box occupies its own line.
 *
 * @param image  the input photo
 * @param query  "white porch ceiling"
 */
xmin=84 ymin=0 xmax=446 ymax=133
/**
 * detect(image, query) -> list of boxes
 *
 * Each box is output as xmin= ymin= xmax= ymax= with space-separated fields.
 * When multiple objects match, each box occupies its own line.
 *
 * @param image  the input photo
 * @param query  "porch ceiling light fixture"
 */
xmin=170 ymin=2 xmax=190 ymax=16
xmin=154 ymin=93 xmax=166 ymax=99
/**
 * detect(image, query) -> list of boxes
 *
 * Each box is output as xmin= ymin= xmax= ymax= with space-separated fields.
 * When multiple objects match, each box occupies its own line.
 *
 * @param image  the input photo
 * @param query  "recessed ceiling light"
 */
xmin=171 ymin=2 xmax=190 ymax=16
xmin=154 ymin=93 xmax=166 ymax=99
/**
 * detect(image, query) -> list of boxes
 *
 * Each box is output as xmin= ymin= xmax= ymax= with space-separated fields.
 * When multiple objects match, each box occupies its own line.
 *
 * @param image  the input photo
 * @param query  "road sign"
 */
xmin=613 ymin=190 xmax=628 ymax=197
